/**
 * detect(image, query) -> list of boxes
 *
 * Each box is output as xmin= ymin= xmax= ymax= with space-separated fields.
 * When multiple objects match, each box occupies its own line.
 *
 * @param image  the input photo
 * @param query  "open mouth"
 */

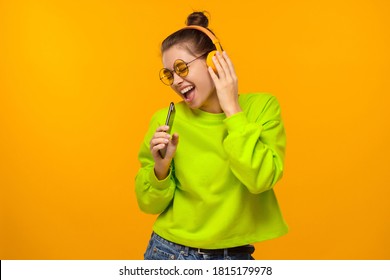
xmin=181 ymin=86 xmax=195 ymax=102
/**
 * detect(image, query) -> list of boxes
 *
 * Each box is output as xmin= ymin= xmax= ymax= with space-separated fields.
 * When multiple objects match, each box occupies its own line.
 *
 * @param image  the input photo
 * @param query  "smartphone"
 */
xmin=159 ymin=102 xmax=176 ymax=158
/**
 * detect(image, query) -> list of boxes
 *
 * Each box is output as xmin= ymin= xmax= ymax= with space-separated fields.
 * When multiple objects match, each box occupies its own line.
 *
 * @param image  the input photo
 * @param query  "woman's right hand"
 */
xmin=149 ymin=125 xmax=179 ymax=180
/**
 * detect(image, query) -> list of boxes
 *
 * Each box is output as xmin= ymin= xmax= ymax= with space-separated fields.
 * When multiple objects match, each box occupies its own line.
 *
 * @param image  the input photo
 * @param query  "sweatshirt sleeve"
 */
xmin=135 ymin=114 xmax=176 ymax=214
xmin=222 ymin=95 xmax=286 ymax=194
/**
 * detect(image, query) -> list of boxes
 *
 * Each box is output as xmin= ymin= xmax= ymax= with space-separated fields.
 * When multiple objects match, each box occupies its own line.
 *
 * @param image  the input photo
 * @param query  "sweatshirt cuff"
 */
xmin=149 ymin=166 xmax=173 ymax=190
xmin=223 ymin=112 xmax=248 ymax=133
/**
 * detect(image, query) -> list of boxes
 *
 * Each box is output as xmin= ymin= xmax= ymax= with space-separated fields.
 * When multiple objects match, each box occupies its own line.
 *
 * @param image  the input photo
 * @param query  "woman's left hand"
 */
xmin=208 ymin=51 xmax=242 ymax=117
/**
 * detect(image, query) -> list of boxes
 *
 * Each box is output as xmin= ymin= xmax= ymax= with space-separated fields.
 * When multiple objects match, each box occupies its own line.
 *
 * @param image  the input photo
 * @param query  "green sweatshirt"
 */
xmin=135 ymin=93 xmax=288 ymax=249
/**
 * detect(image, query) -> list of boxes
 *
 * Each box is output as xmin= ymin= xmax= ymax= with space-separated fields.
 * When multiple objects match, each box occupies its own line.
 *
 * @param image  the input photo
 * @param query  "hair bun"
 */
xmin=185 ymin=11 xmax=209 ymax=28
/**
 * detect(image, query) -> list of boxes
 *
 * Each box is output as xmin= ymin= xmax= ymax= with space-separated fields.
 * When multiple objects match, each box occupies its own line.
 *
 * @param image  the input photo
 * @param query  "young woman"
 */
xmin=135 ymin=11 xmax=288 ymax=260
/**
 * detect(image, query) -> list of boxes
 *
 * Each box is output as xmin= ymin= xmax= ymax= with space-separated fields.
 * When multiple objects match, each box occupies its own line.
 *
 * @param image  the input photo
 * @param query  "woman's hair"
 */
xmin=161 ymin=11 xmax=216 ymax=56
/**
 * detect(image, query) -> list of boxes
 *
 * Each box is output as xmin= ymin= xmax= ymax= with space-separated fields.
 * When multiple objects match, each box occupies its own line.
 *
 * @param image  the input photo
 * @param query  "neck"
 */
xmin=199 ymin=91 xmax=223 ymax=114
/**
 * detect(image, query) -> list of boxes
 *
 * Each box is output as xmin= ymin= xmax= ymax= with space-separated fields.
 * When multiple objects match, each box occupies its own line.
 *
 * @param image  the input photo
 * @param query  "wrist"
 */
xmin=154 ymin=162 xmax=170 ymax=180
xmin=224 ymin=104 xmax=242 ymax=117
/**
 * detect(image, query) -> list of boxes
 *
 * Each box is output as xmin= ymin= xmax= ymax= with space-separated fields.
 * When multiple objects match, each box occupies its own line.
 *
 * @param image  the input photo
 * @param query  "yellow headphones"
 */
xmin=181 ymin=25 xmax=223 ymax=73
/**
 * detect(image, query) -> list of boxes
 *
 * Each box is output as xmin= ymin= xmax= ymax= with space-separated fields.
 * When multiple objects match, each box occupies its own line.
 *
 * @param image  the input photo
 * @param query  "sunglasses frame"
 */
xmin=159 ymin=52 xmax=209 ymax=86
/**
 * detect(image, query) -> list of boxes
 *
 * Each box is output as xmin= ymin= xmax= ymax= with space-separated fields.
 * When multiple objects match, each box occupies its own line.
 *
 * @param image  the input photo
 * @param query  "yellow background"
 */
xmin=1 ymin=0 xmax=389 ymax=259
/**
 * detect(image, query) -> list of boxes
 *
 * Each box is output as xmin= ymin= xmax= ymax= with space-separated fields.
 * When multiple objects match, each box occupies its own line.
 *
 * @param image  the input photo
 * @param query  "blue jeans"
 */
xmin=144 ymin=232 xmax=255 ymax=260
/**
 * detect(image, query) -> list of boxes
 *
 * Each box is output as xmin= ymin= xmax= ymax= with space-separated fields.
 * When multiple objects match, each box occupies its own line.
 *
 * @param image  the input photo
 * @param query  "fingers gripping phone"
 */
xmin=159 ymin=102 xmax=175 ymax=158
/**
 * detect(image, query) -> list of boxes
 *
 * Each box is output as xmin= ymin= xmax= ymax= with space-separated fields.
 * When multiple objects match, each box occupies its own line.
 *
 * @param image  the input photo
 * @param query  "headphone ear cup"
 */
xmin=206 ymin=50 xmax=218 ymax=73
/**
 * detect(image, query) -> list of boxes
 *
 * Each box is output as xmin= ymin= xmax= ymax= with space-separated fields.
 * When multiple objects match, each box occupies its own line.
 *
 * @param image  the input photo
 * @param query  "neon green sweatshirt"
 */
xmin=135 ymin=93 xmax=288 ymax=249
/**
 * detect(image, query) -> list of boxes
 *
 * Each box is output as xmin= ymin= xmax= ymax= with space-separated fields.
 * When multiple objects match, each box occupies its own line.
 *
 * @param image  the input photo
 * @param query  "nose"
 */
xmin=172 ymin=72 xmax=184 ymax=86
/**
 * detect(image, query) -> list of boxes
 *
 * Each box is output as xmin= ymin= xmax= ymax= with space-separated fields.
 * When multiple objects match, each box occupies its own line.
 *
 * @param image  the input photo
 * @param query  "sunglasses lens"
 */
xmin=159 ymin=68 xmax=173 ymax=85
xmin=174 ymin=60 xmax=189 ymax=77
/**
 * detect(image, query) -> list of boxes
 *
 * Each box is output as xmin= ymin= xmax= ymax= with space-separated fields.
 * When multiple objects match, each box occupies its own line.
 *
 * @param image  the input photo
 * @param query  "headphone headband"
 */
xmin=181 ymin=25 xmax=223 ymax=53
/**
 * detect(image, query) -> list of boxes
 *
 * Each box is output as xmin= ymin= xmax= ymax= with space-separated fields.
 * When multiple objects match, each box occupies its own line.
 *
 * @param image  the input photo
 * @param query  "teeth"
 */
xmin=181 ymin=86 xmax=194 ymax=95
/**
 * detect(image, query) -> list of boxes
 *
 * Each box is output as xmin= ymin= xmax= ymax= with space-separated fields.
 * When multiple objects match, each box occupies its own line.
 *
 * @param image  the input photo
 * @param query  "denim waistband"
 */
xmin=151 ymin=232 xmax=254 ymax=255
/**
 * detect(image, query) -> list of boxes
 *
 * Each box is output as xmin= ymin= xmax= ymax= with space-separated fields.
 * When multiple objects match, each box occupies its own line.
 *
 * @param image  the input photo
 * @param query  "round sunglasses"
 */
xmin=159 ymin=53 xmax=208 ymax=86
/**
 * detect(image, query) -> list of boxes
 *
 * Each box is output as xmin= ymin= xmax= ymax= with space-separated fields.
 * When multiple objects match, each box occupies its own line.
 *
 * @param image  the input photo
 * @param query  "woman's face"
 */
xmin=162 ymin=45 xmax=221 ymax=113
